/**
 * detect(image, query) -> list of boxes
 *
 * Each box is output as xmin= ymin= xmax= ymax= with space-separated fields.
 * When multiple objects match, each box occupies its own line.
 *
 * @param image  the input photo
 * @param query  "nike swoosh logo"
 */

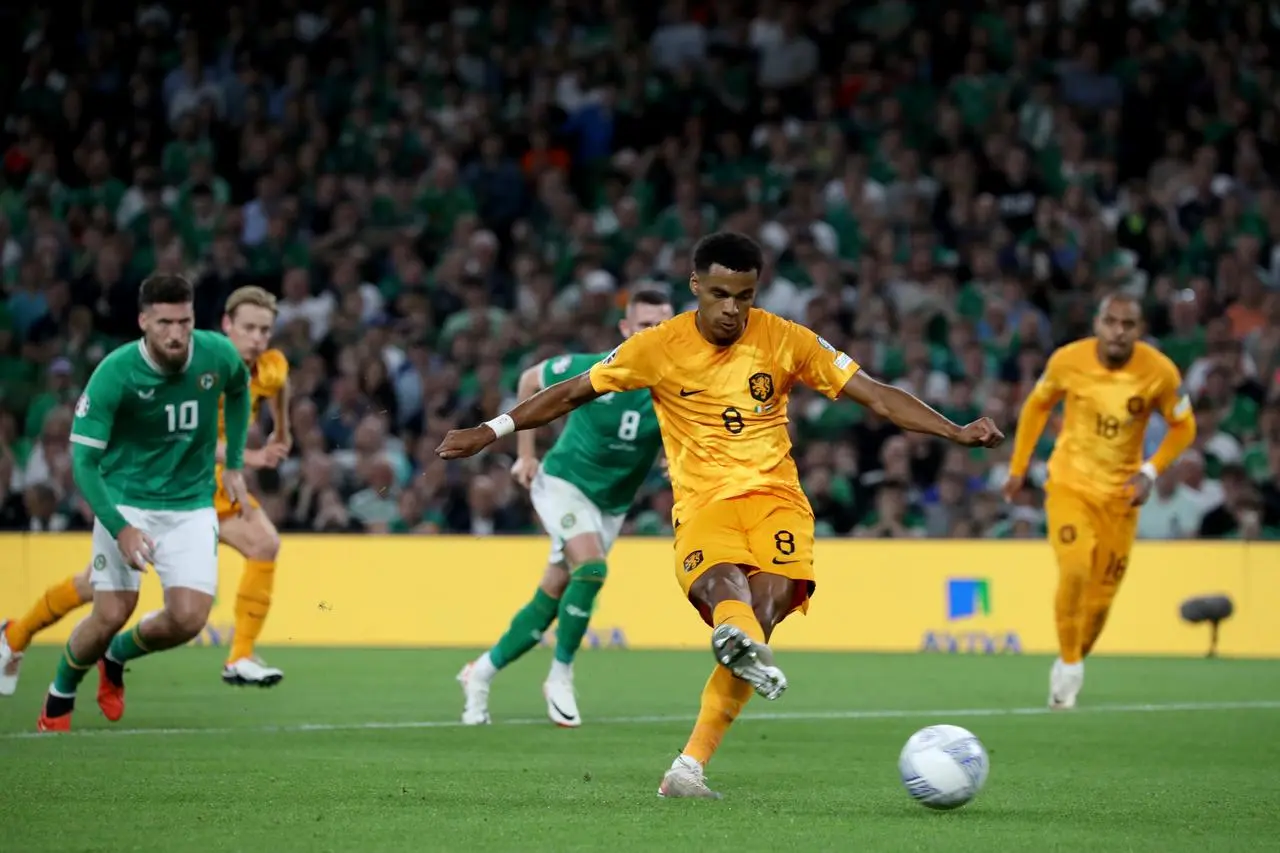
xmin=137 ymin=389 xmax=155 ymax=399
xmin=679 ymin=389 xmax=705 ymax=397
xmin=548 ymin=698 xmax=577 ymax=722
xmin=771 ymin=558 xmax=799 ymax=565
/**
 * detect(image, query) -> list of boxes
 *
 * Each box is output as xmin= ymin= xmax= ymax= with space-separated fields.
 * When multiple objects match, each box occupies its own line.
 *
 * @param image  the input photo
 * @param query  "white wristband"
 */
xmin=483 ymin=413 xmax=516 ymax=439
xmin=1139 ymin=462 xmax=1158 ymax=482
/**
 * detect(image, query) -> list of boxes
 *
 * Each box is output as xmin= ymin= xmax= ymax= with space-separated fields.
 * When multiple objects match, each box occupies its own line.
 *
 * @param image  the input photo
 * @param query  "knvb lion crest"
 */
xmin=748 ymin=372 xmax=775 ymax=403
xmin=683 ymin=549 xmax=704 ymax=573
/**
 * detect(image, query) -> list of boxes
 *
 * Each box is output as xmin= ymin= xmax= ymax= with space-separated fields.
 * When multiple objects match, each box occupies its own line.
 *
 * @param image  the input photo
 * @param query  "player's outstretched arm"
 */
xmin=436 ymin=373 xmax=602 ymax=460
xmin=841 ymin=371 xmax=1004 ymax=448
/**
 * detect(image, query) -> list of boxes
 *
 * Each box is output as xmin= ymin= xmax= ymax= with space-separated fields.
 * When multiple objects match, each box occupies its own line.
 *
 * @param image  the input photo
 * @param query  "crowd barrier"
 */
xmin=2 ymin=535 xmax=1277 ymax=657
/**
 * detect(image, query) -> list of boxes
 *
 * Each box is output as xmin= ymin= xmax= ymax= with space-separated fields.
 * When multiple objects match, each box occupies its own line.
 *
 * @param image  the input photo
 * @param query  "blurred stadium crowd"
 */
xmin=1 ymin=0 xmax=1278 ymax=540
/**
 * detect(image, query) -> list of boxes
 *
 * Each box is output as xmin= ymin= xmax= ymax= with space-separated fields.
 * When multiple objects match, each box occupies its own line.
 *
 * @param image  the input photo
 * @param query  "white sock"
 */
xmin=549 ymin=659 xmax=572 ymax=680
xmin=1059 ymin=660 xmax=1084 ymax=676
xmin=470 ymin=652 xmax=498 ymax=683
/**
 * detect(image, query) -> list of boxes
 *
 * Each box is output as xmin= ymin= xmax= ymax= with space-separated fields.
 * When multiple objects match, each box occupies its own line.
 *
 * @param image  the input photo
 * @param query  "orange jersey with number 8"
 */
xmin=587 ymin=310 xmax=861 ymax=519
xmin=1028 ymin=339 xmax=1191 ymax=501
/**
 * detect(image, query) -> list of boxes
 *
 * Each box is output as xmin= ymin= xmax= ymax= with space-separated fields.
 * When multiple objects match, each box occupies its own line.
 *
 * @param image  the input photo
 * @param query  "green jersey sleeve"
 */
xmin=70 ymin=358 xmax=124 ymax=451
xmin=70 ymin=356 xmax=129 ymax=537
xmin=214 ymin=333 xmax=252 ymax=470
xmin=540 ymin=353 xmax=603 ymax=389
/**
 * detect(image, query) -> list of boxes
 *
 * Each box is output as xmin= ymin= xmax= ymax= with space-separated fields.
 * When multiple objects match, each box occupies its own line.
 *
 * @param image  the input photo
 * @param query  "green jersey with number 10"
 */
xmin=538 ymin=352 xmax=662 ymax=515
xmin=70 ymin=330 xmax=250 ymax=511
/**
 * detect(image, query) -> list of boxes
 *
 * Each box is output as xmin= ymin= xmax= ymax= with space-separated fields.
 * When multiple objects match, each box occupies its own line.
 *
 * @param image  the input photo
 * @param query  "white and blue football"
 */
xmin=898 ymin=724 xmax=990 ymax=810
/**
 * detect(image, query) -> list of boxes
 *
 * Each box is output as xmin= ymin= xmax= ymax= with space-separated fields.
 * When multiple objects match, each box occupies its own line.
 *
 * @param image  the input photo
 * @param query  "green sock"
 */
xmin=107 ymin=625 xmax=154 ymax=665
xmin=489 ymin=588 xmax=559 ymax=669
xmin=51 ymin=643 xmax=93 ymax=696
xmin=555 ymin=560 xmax=607 ymax=665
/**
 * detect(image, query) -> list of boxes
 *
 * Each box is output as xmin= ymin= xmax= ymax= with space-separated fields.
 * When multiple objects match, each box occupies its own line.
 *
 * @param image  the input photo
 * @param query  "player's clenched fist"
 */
xmin=956 ymin=417 xmax=1005 ymax=448
xmin=436 ymin=426 xmax=497 ymax=460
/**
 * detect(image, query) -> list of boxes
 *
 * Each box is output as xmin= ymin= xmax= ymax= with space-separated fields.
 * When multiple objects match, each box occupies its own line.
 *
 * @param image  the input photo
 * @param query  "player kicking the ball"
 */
xmin=438 ymin=231 xmax=1004 ymax=797
xmin=1003 ymin=293 xmax=1196 ymax=711
xmin=34 ymin=274 xmax=252 ymax=732
xmin=458 ymin=288 xmax=673 ymax=727
xmin=0 ymin=286 xmax=292 ymax=697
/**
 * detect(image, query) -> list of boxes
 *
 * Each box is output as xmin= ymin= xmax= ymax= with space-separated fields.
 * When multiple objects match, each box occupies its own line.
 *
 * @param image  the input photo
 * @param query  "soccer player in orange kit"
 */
xmin=0 ymin=286 xmax=292 ymax=696
xmin=436 ymin=231 xmax=1004 ymax=798
xmin=1003 ymin=293 xmax=1196 ymax=710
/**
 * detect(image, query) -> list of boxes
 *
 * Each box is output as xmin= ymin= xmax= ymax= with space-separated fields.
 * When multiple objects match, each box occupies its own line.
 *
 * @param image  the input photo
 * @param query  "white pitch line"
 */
xmin=3 ymin=699 xmax=1278 ymax=742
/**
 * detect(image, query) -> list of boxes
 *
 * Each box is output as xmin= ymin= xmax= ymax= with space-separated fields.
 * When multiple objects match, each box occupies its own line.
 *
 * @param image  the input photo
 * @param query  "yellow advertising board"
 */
xmin=1 ymin=535 xmax=1276 ymax=657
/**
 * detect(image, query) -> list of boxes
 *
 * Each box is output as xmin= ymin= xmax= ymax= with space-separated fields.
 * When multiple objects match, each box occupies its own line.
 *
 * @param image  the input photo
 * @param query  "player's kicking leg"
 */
xmin=218 ymin=507 xmax=284 ymax=687
xmin=39 ymin=524 xmax=149 ymax=730
xmin=40 ymin=508 xmax=222 ymax=731
xmin=1044 ymin=487 xmax=1103 ymax=710
xmin=1 ymin=568 xmax=93 ymax=696
xmin=660 ymin=568 xmax=803 ymax=799
xmin=1076 ymin=513 xmax=1138 ymax=673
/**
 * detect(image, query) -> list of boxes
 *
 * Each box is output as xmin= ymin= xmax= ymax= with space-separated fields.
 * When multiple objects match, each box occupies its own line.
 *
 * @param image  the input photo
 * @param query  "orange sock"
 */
xmin=711 ymin=599 xmax=765 ymax=643
xmin=682 ymin=665 xmax=755 ymax=765
xmin=228 ymin=560 xmax=275 ymax=663
xmin=5 ymin=576 xmax=89 ymax=653
xmin=1054 ymin=564 xmax=1088 ymax=665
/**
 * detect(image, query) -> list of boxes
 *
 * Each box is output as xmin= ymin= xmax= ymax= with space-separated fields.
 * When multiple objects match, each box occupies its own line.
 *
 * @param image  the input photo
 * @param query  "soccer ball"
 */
xmin=898 ymin=724 xmax=989 ymax=810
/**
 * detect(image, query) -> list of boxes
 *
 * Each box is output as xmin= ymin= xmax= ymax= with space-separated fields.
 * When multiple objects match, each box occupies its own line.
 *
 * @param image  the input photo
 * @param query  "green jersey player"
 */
xmin=38 ymin=275 xmax=251 ymax=733
xmin=458 ymin=288 xmax=673 ymax=727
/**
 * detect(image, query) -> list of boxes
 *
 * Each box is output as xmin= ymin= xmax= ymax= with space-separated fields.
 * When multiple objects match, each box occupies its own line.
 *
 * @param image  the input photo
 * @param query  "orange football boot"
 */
xmin=97 ymin=660 xmax=125 ymax=722
xmin=37 ymin=696 xmax=73 ymax=733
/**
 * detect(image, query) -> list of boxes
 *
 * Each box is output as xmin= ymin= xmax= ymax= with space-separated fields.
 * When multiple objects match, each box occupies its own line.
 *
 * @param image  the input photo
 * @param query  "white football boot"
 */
xmin=543 ymin=662 xmax=581 ymax=728
xmin=658 ymin=755 xmax=722 ymax=799
xmin=457 ymin=660 xmax=492 ymax=725
xmin=222 ymin=656 xmax=284 ymax=687
xmin=0 ymin=620 xmax=23 ymax=697
xmin=1049 ymin=658 xmax=1084 ymax=710
xmin=710 ymin=624 xmax=787 ymax=700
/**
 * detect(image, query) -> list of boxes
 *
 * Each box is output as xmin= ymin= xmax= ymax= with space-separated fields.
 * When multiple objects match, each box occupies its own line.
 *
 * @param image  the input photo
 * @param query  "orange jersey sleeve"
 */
xmin=218 ymin=348 xmax=289 ymax=441
xmin=1153 ymin=359 xmax=1193 ymax=427
xmin=787 ymin=324 xmax=862 ymax=399
xmin=1045 ymin=340 xmax=1181 ymax=502
xmin=592 ymin=311 xmax=859 ymax=520
xmin=587 ymin=324 xmax=672 ymax=393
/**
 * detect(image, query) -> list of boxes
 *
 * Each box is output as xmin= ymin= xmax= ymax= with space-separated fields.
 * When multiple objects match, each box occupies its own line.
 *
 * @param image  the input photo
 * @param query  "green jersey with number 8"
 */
xmin=538 ymin=352 xmax=662 ymax=515
xmin=71 ymin=330 xmax=250 ymax=512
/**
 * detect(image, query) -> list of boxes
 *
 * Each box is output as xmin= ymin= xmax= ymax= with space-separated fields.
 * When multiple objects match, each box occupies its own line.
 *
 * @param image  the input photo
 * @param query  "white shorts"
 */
xmin=91 ymin=506 xmax=220 ymax=596
xmin=530 ymin=470 xmax=626 ymax=566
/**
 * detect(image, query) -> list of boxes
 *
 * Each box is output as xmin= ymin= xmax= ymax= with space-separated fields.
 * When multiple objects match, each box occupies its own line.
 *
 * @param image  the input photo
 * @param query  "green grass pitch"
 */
xmin=2 ymin=647 xmax=1278 ymax=853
